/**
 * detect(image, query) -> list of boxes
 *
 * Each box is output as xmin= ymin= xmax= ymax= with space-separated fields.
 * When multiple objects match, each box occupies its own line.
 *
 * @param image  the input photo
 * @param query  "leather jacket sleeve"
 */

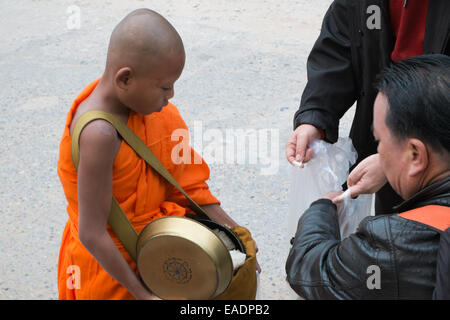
xmin=433 ymin=227 xmax=450 ymax=300
xmin=294 ymin=0 xmax=358 ymax=143
xmin=285 ymin=199 xmax=392 ymax=299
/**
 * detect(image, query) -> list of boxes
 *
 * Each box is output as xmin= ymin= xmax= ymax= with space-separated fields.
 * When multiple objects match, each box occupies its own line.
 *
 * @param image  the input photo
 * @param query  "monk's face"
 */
xmin=119 ymin=51 xmax=185 ymax=115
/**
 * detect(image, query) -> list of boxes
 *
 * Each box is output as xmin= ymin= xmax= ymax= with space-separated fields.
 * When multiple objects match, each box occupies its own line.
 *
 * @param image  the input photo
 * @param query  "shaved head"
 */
xmin=105 ymin=9 xmax=184 ymax=75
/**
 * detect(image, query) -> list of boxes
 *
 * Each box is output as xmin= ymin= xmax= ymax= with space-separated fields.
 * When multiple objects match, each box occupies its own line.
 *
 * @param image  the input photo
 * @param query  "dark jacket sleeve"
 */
xmin=433 ymin=227 xmax=450 ymax=300
xmin=294 ymin=0 xmax=358 ymax=143
xmin=285 ymin=199 xmax=394 ymax=299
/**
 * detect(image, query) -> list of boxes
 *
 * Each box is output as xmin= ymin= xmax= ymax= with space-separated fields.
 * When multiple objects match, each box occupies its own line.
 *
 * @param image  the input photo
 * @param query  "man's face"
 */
xmin=373 ymin=93 xmax=410 ymax=199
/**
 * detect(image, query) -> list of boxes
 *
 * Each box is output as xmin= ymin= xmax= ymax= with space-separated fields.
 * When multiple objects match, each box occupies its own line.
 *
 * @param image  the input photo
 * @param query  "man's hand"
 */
xmin=322 ymin=190 xmax=344 ymax=201
xmin=344 ymin=154 xmax=387 ymax=199
xmin=286 ymin=124 xmax=322 ymax=167
xmin=322 ymin=190 xmax=345 ymax=211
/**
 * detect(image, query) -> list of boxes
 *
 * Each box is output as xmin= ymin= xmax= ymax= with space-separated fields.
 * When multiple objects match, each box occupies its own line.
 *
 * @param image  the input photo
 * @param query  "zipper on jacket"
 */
xmin=348 ymin=0 xmax=362 ymax=95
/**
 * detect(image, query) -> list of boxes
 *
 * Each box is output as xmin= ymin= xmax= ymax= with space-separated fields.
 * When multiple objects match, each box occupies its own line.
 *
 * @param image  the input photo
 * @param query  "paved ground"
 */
xmin=0 ymin=0 xmax=358 ymax=299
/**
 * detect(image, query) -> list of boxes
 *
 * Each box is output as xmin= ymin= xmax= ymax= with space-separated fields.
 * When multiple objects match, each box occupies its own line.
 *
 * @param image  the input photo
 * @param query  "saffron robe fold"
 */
xmin=57 ymin=79 xmax=220 ymax=300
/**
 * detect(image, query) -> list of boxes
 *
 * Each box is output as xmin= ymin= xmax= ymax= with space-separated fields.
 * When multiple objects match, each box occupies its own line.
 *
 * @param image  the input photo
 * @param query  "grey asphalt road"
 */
xmin=0 ymin=0 xmax=356 ymax=299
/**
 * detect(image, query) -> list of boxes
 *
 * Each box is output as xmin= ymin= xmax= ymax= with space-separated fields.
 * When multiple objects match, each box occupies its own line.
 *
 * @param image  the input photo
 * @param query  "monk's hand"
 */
xmin=345 ymin=154 xmax=387 ymax=199
xmin=145 ymin=293 xmax=162 ymax=301
xmin=255 ymin=243 xmax=261 ymax=274
xmin=200 ymin=204 xmax=262 ymax=272
xmin=286 ymin=124 xmax=322 ymax=167
xmin=135 ymin=288 xmax=161 ymax=300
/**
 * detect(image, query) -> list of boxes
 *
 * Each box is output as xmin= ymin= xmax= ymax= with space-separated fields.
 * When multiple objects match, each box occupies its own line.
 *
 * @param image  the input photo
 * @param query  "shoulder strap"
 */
xmin=397 ymin=205 xmax=450 ymax=232
xmin=71 ymin=110 xmax=210 ymax=261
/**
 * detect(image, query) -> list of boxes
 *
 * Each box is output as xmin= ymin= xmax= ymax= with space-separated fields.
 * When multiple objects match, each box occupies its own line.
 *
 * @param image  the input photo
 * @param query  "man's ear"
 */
xmin=407 ymin=138 xmax=428 ymax=177
xmin=114 ymin=67 xmax=133 ymax=90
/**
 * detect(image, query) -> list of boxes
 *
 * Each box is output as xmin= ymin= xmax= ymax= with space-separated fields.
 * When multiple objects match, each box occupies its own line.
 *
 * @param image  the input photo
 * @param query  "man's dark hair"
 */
xmin=375 ymin=54 xmax=450 ymax=154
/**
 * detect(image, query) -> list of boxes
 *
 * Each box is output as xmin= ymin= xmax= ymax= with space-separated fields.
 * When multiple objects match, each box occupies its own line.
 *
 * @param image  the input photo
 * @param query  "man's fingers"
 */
xmin=303 ymin=147 xmax=314 ymax=163
xmin=347 ymin=166 xmax=365 ymax=187
xmin=286 ymin=133 xmax=297 ymax=164
xmin=295 ymin=135 xmax=308 ymax=162
xmin=287 ymin=124 xmax=321 ymax=166
xmin=348 ymin=185 xmax=363 ymax=198
xmin=286 ymin=146 xmax=296 ymax=164
xmin=332 ymin=187 xmax=360 ymax=203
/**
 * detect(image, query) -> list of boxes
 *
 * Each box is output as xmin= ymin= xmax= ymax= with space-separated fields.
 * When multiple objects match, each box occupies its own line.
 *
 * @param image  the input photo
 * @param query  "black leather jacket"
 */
xmin=285 ymin=176 xmax=450 ymax=299
xmin=294 ymin=0 xmax=450 ymax=163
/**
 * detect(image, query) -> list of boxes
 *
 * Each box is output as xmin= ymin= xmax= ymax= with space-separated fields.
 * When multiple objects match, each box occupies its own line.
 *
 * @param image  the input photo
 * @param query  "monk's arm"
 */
xmin=200 ymin=204 xmax=239 ymax=228
xmin=77 ymin=121 xmax=158 ymax=300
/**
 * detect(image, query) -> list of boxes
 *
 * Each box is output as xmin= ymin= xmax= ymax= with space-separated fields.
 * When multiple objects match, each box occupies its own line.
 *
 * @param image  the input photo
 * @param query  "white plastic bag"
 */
xmin=337 ymin=190 xmax=373 ymax=237
xmin=287 ymin=138 xmax=373 ymax=239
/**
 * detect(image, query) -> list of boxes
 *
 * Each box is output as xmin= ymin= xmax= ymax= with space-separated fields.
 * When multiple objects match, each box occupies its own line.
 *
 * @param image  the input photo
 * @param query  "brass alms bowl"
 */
xmin=136 ymin=216 xmax=234 ymax=300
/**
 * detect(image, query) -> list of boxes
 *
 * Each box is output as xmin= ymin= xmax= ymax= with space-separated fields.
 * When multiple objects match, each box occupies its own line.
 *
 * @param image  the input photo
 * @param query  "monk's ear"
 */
xmin=407 ymin=138 xmax=428 ymax=177
xmin=114 ymin=67 xmax=133 ymax=91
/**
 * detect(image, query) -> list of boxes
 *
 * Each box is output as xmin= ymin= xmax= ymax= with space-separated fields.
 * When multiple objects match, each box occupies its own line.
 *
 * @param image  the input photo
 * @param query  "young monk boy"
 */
xmin=57 ymin=9 xmax=253 ymax=300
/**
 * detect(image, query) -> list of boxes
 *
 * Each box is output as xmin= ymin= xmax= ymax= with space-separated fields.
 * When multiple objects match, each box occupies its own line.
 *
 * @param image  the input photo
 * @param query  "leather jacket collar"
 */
xmin=394 ymin=175 xmax=450 ymax=213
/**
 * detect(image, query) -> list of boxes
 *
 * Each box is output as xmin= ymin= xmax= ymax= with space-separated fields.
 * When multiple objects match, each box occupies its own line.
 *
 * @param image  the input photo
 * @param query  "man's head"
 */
xmin=373 ymin=54 xmax=450 ymax=200
xmin=105 ymin=9 xmax=185 ymax=115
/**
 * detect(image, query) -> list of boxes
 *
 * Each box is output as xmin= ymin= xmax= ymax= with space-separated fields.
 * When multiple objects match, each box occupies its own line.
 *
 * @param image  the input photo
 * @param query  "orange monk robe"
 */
xmin=57 ymin=79 xmax=220 ymax=300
